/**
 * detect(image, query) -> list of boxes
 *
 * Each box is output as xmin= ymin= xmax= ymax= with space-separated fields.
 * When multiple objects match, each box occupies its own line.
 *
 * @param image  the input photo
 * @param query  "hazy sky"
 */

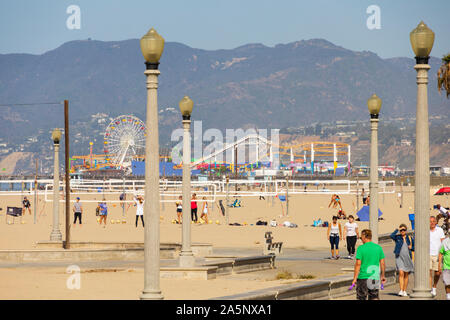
xmin=1 ymin=0 xmax=449 ymax=58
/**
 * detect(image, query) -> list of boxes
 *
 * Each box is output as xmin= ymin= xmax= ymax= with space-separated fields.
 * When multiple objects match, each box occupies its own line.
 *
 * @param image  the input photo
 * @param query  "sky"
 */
xmin=0 ymin=0 xmax=449 ymax=59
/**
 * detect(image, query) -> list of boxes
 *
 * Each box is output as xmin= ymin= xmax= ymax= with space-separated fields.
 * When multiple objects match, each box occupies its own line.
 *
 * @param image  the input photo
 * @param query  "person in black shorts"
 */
xmin=361 ymin=188 xmax=367 ymax=205
xmin=351 ymin=229 xmax=386 ymax=300
xmin=73 ymin=197 xmax=83 ymax=227
xmin=22 ymin=196 xmax=31 ymax=215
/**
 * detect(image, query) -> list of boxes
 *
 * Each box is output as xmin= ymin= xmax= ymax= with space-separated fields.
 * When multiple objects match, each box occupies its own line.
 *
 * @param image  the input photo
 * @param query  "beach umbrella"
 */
xmin=434 ymin=187 xmax=450 ymax=207
xmin=356 ymin=205 xmax=382 ymax=221
xmin=434 ymin=187 xmax=450 ymax=195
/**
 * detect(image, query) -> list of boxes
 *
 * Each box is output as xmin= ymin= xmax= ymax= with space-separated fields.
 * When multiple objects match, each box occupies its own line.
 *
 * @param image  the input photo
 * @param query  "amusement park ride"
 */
xmin=71 ymin=115 xmax=352 ymax=177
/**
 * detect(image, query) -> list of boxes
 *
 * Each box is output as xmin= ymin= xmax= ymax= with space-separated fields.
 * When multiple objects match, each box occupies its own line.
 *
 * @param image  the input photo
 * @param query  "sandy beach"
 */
xmin=0 ymin=183 xmax=448 ymax=300
xmin=0 ymin=185 xmax=445 ymax=250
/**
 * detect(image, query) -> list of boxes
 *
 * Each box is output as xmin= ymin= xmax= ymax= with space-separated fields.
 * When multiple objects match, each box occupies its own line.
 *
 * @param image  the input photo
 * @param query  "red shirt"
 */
xmin=191 ymin=200 xmax=197 ymax=209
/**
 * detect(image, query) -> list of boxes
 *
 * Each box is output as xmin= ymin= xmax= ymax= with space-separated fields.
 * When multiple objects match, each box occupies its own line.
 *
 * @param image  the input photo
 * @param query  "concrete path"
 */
xmin=1 ymin=243 xmax=447 ymax=300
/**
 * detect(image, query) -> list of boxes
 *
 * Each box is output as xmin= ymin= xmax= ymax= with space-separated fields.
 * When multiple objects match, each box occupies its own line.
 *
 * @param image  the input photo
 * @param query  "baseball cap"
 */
xmin=76 ymin=197 xmax=80 ymax=200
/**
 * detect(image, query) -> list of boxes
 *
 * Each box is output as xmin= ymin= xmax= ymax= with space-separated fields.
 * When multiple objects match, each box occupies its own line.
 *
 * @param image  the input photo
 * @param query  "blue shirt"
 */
xmin=390 ymin=229 xmax=414 ymax=258
xmin=99 ymin=203 xmax=107 ymax=215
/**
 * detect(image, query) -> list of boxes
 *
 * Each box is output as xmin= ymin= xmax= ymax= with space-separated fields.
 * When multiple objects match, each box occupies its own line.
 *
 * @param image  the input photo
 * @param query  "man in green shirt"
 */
xmin=351 ymin=229 xmax=386 ymax=300
xmin=438 ymin=237 xmax=450 ymax=300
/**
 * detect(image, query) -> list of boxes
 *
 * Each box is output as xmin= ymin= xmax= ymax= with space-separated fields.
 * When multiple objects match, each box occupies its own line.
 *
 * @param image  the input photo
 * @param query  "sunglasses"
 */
xmin=400 ymin=229 xmax=406 ymax=232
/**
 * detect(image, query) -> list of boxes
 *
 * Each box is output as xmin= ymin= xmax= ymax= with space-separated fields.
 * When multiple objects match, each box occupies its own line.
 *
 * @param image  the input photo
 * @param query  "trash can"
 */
xmin=408 ymin=213 xmax=415 ymax=230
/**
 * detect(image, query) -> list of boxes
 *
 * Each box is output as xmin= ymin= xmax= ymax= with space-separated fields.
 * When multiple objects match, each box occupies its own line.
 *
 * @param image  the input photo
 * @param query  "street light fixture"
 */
xmin=179 ymin=96 xmax=195 ymax=267
xmin=50 ymin=129 xmax=62 ymax=241
xmin=139 ymin=27 xmax=165 ymax=300
xmin=367 ymin=94 xmax=382 ymax=244
xmin=409 ymin=21 xmax=435 ymax=300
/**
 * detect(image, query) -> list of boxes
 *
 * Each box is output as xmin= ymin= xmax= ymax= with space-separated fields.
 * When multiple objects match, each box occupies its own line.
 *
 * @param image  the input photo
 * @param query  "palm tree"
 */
xmin=437 ymin=53 xmax=450 ymax=98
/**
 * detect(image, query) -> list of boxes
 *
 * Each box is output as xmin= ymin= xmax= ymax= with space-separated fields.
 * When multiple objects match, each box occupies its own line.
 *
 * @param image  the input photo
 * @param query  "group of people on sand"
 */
xmin=69 ymin=194 xmax=146 ymax=228
xmin=175 ymin=193 xmax=210 ymax=224
xmin=328 ymin=194 xmax=347 ymax=219
xmin=64 ymin=191 xmax=214 ymax=229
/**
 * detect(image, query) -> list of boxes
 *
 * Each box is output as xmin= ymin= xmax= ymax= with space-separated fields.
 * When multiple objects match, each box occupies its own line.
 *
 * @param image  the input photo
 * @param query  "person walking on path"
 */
xmin=191 ymin=193 xmax=198 ymax=223
xmin=327 ymin=216 xmax=342 ymax=259
xmin=344 ymin=215 xmax=359 ymax=259
xmin=351 ymin=229 xmax=386 ymax=300
xmin=73 ymin=197 xmax=83 ymax=227
xmin=99 ymin=201 xmax=108 ymax=227
xmin=200 ymin=197 xmax=209 ymax=224
xmin=390 ymin=224 xmax=414 ymax=297
xmin=361 ymin=188 xmax=367 ymax=205
xmin=134 ymin=195 xmax=144 ymax=227
xmin=175 ymin=196 xmax=182 ymax=224
xmin=438 ymin=236 xmax=450 ymax=300
xmin=430 ymin=216 xmax=445 ymax=297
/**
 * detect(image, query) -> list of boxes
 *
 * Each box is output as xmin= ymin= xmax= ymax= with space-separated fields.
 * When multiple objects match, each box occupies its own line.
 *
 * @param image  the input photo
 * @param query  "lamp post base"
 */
xmin=50 ymin=231 xmax=62 ymax=242
xmin=140 ymin=290 xmax=164 ymax=300
xmin=410 ymin=289 xmax=433 ymax=300
xmin=179 ymin=252 xmax=195 ymax=267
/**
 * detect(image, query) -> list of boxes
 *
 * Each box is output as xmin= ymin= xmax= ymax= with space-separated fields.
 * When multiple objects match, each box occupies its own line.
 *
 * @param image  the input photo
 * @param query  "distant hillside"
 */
xmin=0 ymin=38 xmax=448 ymax=136
xmin=0 ymin=38 xmax=448 ymax=173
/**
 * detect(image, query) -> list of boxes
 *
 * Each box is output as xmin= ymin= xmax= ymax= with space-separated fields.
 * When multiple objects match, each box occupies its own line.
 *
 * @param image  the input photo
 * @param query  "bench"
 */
xmin=263 ymin=231 xmax=283 ymax=256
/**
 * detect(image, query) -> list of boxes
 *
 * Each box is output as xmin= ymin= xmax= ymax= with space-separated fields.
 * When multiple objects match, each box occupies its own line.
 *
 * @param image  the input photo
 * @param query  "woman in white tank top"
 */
xmin=327 ymin=216 xmax=342 ymax=259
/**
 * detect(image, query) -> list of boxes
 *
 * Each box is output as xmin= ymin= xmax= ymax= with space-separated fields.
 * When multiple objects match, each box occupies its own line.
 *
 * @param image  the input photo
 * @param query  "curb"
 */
xmin=211 ymin=267 xmax=397 ymax=300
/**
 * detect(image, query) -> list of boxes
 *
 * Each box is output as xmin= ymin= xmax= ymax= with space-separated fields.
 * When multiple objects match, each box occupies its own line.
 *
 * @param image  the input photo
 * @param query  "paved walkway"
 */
xmin=0 ymin=243 xmax=447 ymax=300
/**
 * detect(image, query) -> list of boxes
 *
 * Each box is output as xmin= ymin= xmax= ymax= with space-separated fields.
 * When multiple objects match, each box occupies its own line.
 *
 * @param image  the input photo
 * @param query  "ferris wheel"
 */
xmin=103 ymin=115 xmax=146 ymax=168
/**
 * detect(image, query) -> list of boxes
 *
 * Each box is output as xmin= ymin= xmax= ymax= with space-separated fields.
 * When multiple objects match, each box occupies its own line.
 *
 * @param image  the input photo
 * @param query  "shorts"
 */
xmin=443 ymin=270 xmax=450 ymax=286
xmin=430 ymin=255 xmax=439 ymax=271
xmin=356 ymin=278 xmax=379 ymax=300
xmin=329 ymin=235 xmax=339 ymax=250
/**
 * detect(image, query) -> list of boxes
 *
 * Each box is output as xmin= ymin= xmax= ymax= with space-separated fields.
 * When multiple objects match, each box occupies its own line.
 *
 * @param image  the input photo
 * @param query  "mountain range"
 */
xmin=0 ymin=37 xmax=448 ymax=171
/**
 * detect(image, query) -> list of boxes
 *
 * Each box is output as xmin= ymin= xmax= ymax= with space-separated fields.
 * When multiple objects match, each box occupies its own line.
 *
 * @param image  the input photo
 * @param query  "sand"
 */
xmin=0 ymin=184 xmax=448 ymax=300
xmin=0 ymin=185 xmax=444 ymax=250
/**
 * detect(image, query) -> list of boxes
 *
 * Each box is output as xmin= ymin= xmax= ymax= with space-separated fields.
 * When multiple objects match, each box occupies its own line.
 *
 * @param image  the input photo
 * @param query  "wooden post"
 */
xmin=285 ymin=176 xmax=289 ymax=217
xmin=226 ymin=176 xmax=230 ymax=225
xmin=356 ymin=175 xmax=360 ymax=212
xmin=64 ymin=100 xmax=70 ymax=249
xmin=34 ymin=157 xmax=38 ymax=224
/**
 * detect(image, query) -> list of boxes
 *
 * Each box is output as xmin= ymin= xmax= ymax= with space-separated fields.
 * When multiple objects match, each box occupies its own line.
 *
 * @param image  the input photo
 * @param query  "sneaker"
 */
xmin=431 ymin=289 xmax=437 ymax=297
xmin=401 ymin=291 xmax=408 ymax=297
xmin=347 ymin=255 xmax=352 ymax=259
xmin=398 ymin=291 xmax=403 ymax=296
xmin=336 ymin=255 xmax=340 ymax=260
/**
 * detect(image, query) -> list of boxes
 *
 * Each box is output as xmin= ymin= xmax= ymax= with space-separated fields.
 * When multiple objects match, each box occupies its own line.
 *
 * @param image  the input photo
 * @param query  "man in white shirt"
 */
xmin=430 ymin=216 xmax=445 ymax=297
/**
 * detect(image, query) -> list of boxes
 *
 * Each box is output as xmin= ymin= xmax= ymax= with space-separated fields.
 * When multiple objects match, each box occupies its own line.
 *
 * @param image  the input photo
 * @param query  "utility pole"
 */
xmin=400 ymin=177 xmax=404 ymax=208
xmin=122 ymin=175 xmax=126 ymax=217
xmin=64 ymin=99 xmax=71 ymax=250
xmin=356 ymin=175 xmax=360 ymax=212
xmin=34 ymin=157 xmax=38 ymax=224
xmin=285 ymin=176 xmax=289 ymax=217
xmin=225 ymin=176 xmax=230 ymax=225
